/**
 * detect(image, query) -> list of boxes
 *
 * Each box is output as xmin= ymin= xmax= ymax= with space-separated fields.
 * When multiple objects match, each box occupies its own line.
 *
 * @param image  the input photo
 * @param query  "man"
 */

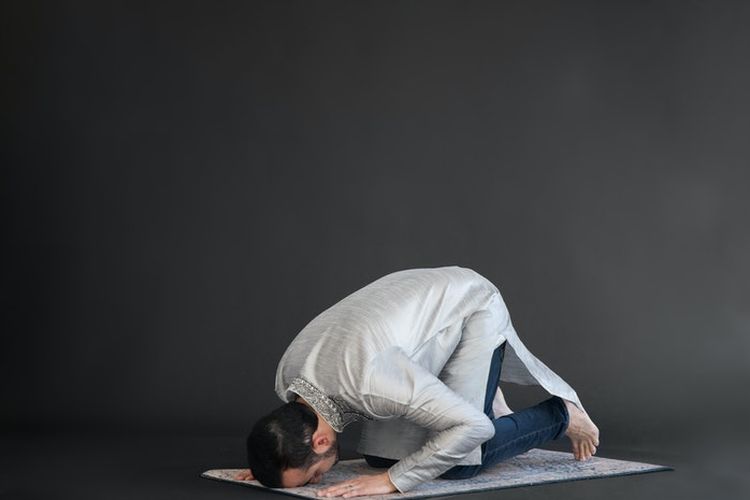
xmin=238 ymin=266 xmax=599 ymax=497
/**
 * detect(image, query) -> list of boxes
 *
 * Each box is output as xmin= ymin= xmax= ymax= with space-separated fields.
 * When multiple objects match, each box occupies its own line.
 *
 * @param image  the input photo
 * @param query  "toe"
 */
xmin=577 ymin=442 xmax=585 ymax=461
xmin=581 ymin=442 xmax=591 ymax=460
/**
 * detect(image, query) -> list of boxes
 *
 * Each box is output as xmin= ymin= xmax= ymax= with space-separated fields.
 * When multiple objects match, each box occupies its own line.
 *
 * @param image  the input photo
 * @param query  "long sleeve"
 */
xmin=361 ymin=347 xmax=495 ymax=493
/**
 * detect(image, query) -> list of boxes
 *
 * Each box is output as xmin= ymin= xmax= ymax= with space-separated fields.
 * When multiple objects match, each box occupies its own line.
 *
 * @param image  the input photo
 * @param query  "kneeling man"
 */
xmin=239 ymin=266 xmax=599 ymax=497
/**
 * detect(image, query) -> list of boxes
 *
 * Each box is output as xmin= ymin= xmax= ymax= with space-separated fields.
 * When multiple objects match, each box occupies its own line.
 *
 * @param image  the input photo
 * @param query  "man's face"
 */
xmin=280 ymin=443 xmax=340 ymax=488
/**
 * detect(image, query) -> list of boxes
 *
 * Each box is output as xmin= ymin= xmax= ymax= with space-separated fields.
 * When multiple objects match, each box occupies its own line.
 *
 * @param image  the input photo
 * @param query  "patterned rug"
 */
xmin=201 ymin=448 xmax=672 ymax=499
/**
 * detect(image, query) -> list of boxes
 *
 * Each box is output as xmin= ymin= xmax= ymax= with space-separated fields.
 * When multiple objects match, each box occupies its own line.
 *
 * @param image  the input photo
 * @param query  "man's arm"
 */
xmin=361 ymin=347 xmax=495 ymax=493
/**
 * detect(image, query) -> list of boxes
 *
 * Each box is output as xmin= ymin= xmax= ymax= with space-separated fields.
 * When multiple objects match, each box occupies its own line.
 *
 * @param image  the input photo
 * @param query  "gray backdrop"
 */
xmin=3 ymin=0 xmax=749 ymax=489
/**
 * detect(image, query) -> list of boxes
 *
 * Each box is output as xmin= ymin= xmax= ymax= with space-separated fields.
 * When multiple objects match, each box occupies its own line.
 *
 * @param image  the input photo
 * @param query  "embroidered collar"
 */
xmin=287 ymin=377 xmax=370 ymax=432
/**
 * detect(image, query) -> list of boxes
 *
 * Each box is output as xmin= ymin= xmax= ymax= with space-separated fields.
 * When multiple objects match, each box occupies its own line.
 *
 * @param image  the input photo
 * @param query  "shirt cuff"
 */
xmin=386 ymin=467 xmax=408 ymax=493
xmin=387 ymin=462 xmax=429 ymax=493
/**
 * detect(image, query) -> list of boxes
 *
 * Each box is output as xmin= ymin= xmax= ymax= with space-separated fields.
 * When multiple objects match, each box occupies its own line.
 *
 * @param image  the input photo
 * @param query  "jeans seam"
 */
xmin=443 ymin=420 xmax=562 ymax=481
xmin=482 ymin=421 xmax=563 ymax=462
xmin=552 ymin=397 xmax=569 ymax=440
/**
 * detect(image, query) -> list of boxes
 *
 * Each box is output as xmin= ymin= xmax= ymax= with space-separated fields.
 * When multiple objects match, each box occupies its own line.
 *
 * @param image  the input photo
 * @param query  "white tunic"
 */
xmin=275 ymin=266 xmax=583 ymax=492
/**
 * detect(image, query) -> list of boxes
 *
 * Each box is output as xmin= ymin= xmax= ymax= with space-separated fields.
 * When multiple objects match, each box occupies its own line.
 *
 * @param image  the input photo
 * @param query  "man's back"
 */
xmin=274 ymin=265 xmax=499 ymax=412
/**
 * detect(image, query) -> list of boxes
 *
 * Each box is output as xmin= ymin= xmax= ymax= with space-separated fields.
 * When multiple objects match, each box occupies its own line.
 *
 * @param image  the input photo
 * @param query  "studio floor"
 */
xmin=2 ymin=429 xmax=747 ymax=500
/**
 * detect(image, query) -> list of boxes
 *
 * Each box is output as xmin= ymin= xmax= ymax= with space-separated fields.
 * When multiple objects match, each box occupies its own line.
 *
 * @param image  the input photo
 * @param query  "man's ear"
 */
xmin=311 ymin=430 xmax=330 ymax=453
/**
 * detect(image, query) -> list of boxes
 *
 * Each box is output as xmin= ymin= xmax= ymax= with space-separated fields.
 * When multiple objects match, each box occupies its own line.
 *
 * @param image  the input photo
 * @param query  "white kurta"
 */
xmin=275 ymin=266 xmax=583 ymax=492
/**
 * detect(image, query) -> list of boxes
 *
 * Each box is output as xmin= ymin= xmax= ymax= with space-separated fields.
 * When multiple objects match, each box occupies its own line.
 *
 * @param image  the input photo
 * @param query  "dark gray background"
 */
xmin=3 ymin=1 xmax=749 ymax=499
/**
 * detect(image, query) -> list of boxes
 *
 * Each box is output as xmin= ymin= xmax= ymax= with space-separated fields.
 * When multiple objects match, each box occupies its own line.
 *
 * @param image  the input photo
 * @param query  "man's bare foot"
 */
xmin=563 ymin=400 xmax=600 ymax=461
xmin=492 ymin=386 xmax=514 ymax=417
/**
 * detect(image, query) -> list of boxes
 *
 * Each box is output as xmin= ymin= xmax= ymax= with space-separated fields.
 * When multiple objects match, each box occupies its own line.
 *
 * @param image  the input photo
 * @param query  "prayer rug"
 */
xmin=201 ymin=448 xmax=671 ymax=499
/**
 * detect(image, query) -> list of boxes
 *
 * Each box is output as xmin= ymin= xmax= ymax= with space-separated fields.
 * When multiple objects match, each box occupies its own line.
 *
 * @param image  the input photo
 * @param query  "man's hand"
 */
xmin=234 ymin=469 xmax=254 ymax=481
xmin=316 ymin=472 xmax=397 ymax=497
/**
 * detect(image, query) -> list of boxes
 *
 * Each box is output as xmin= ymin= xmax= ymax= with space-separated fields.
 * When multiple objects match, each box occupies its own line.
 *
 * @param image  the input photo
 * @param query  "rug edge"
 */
xmin=200 ymin=464 xmax=673 ymax=500
xmin=393 ymin=465 xmax=674 ymax=500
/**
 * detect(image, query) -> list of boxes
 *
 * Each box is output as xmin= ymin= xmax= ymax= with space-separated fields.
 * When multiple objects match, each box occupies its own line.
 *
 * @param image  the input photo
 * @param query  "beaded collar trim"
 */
xmin=288 ymin=377 xmax=371 ymax=432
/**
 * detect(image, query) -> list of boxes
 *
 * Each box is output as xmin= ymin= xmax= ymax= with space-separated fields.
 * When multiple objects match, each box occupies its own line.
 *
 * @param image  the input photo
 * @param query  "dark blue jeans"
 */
xmin=363 ymin=342 xmax=570 ymax=480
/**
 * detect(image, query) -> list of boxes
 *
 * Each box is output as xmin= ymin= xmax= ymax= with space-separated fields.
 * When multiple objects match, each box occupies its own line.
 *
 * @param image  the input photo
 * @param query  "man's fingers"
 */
xmin=319 ymin=487 xmax=348 ymax=497
xmin=319 ymin=472 xmax=395 ymax=498
xmin=234 ymin=469 xmax=254 ymax=481
xmin=319 ymin=479 xmax=368 ymax=497
xmin=326 ymin=485 xmax=354 ymax=497
xmin=317 ymin=481 xmax=351 ymax=497
xmin=582 ymin=442 xmax=592 ymax=460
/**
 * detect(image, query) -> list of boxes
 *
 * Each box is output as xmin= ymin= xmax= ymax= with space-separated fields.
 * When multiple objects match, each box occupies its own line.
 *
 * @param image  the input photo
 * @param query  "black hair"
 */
xmin=246 ymin=402 xmax=323 ymax=488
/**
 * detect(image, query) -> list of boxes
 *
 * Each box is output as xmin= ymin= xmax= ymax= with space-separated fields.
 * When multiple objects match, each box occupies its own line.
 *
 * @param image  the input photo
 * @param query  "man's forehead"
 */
xmin=280 ymin=467 xmax=309 ymax=488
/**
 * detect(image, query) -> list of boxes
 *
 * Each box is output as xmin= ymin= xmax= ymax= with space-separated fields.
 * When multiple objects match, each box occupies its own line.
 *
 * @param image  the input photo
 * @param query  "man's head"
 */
xmin=246 ymin=401 xmax=339 ymax=488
